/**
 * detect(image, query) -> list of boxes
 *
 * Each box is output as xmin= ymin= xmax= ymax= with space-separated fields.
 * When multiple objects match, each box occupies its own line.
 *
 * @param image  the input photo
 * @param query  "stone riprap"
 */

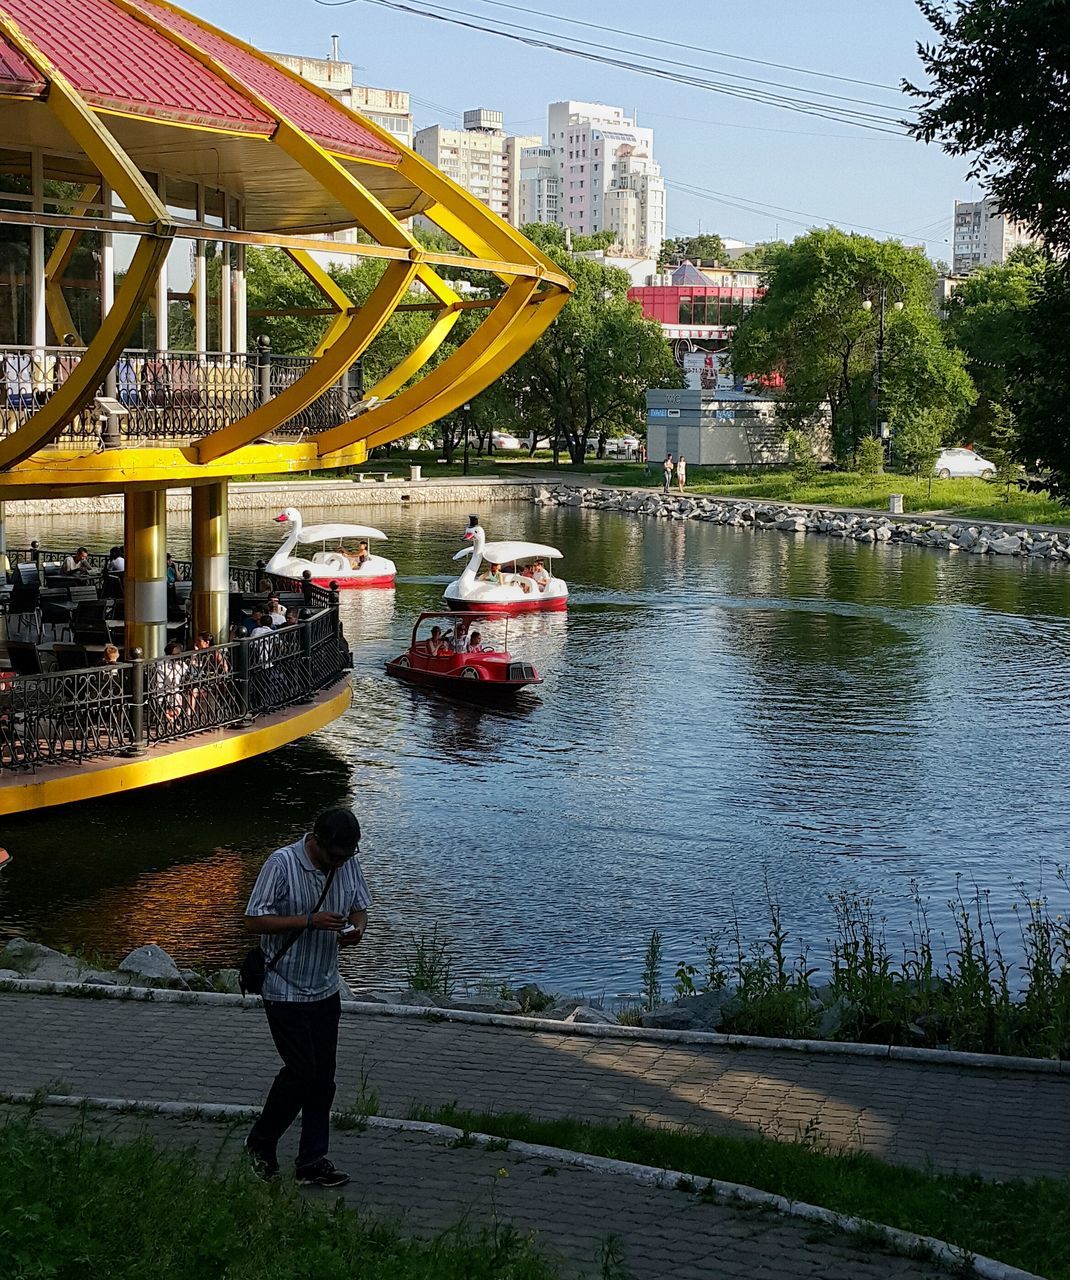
xmin=534 ymin=486 xmax=1070 ymax=561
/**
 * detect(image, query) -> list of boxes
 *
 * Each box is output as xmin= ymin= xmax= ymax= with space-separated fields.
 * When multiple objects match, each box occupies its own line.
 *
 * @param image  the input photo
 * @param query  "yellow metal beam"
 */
xmin=195 ymin=258 xmax=417 ymax=462
xmin=319 ymin=278 xmax=538 ymax=455
xmin=358 ymin=290 xmax=568 ymax=452
xmin=0 ymin=19 xmax=174 ymax=470
xmin=44 ymin=183 xmax=100 ymax=344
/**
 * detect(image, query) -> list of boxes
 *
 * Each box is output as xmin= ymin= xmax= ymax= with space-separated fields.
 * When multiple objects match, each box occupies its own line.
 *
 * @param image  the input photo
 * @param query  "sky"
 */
xmin=187 ymin=0 xmax=983 ymax=260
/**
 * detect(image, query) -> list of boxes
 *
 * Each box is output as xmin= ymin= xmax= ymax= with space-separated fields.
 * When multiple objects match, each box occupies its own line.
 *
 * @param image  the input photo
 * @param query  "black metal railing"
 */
xmin=0 ymin=605 xmax=349 ymax=774
xmin=0 ymin=344 xmax=359 ymax=445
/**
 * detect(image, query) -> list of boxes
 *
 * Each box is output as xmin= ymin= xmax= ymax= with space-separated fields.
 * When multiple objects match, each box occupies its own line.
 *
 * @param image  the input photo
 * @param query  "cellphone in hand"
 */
xmin=340 ymin=922 xmax=356 ymax=935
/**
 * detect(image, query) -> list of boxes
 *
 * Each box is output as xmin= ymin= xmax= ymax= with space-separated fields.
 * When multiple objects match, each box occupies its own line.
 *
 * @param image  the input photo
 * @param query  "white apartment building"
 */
xmin=518 ymin=145 xmax=559 ymax=227
xmin=414 ymin=109 xmax=539 ymax=226
xmin=270 ymin=43 xmax=413 ymax=148
xmin=952 ymin=196 xmax=1040 ymax=275
xmin=546 ymin=100 xmax=666 ymax=254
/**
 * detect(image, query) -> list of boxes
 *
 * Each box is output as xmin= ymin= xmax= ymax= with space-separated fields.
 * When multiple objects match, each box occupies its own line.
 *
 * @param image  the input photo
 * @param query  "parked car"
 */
xmin=934 ymin=447 xmax=997 ymax=479
xmin=603 ymin=436 xmax=641 ymax=458
xmin=491 ymin=432 xmax=522 ymax=450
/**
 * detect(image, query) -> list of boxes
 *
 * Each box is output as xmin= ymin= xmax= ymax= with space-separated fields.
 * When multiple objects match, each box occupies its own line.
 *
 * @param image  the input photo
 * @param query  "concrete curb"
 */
xmin=0 ymin=1089 xmax=1040 ymax=1280
xmin=2 ymin=977 xmax=1067 ymax=1075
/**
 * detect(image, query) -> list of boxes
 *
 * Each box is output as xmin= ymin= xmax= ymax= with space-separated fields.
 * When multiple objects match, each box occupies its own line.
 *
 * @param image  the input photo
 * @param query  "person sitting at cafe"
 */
xmin=107 ymin=546 xmax=125 ymax=574
xmin=249 ymin=606 xmax=274 ymax=638
xmin=284 ymin=607 xmax=299 ymax=626
xmin=165 ymin=553 xmax=183 ymax=586
xmin=266 ymin=595 xmax=286 ymax=626
xmin=63 ymin=547 xmax=93 ymax=576
xmin=103 ymin=644 xmax=119 ymax=664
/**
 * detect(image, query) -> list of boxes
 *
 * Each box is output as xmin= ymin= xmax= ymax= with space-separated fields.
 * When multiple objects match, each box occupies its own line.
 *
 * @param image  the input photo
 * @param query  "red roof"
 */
xmin=0 ymin=0 xmax=272 ymax=133
xmin=128 ymin=0 xmax=400 ymax=163
xmin=0 ymin=31 xmax=44 ymax=94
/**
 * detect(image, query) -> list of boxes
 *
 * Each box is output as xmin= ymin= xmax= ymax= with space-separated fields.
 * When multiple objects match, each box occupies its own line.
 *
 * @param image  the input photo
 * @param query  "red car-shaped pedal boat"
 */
xmin=385 ymin=611 xmax=542 ymax=700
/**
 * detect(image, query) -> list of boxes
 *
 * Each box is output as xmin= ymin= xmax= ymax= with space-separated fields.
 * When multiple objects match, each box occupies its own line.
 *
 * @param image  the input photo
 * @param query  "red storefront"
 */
xmin=627 ymin=283 xmax=764 ymax=333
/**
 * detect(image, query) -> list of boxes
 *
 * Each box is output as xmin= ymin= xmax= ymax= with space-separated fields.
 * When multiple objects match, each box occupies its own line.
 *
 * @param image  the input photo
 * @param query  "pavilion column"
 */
xmin=30 ymin=151 xmax=45 ymax=350
xmin=124 ymin=488 xmax=168 ymax=660
xmin=191 ymin=480 xmax=229 ymax=644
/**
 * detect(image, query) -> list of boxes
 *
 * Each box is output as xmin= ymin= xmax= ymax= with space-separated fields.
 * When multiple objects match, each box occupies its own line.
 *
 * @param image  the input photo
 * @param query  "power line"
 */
xmin=316 ymin=0 xmax=902 ymax=94
xmin=314 ymin=0 xmax=910 ymax=135
xmin=666 ymin=179 xmax=936 ymax=243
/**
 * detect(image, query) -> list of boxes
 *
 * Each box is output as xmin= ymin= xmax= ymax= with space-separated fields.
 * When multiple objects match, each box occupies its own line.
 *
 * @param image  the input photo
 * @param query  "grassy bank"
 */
xmin=600 ymin=466 xmax=1070 ymax=526
xmin=0 ymin=1112 xmax=556 ymax=1280
xmin=413 ymin=1104 xmax=1069 ymax=1280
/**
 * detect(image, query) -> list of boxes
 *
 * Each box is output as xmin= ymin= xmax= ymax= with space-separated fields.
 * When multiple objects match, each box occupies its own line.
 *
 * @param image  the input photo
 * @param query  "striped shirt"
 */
xmin=245 ymin=835 xmax=372 ymax=1003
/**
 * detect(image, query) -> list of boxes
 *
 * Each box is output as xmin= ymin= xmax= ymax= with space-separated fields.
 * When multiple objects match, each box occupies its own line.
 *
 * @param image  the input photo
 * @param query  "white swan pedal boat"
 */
xmin=444 ymin=516 xmax=568 ymax=615
xmin=265 ymin=507 xmax=396 ymax=589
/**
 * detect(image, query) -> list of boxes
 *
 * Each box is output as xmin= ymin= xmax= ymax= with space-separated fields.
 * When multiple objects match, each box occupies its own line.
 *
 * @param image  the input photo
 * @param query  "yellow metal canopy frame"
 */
xmin=0 ymin=0 xmax=572 ymax=494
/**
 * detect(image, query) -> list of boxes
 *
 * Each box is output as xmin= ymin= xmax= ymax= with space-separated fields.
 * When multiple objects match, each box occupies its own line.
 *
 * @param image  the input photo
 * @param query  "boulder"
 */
xmin=540 ymin=997 xmax=585 ymax=1021
xmin=179 ymin=969 xmax=214 ymax=993
xmin=211 ymin=968 xmax=241 ymax=994
xmin=399 ymin=989 xmax=448 ymax=1008
xmin=563 ymin=1004 xmax=617 ymax=1025
xmin=874 ymin=525 xmax=893 ymax=542
xmin=0 ymin=938 xmax=88 ymax=983
xmin=854 ymin=528 xmax=876 ymax=542
xmin=816 ymin=997 xmax=851 ymax=1039
xmin=447 ymin=996 xmax=522 ymax=1015
xmin=776 ymin=516 xmax=807 ymax=533
xmin=117 ymin=944 xmax=188 ymax=989
xmin=639 ymin=989 xmax=738 ymax=1032
xmin=0 ymin=968 xmax=22 ymax=981
xmin=988 ymin=534 xmax=1022 ymax=555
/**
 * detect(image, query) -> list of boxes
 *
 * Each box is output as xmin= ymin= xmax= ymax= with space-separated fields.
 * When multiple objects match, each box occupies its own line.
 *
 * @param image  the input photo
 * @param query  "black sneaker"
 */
xmin=296 ymin=1158 xmax=350 ymax=1188
xmin=245 ymin=1138 xmax=279 ymax=1182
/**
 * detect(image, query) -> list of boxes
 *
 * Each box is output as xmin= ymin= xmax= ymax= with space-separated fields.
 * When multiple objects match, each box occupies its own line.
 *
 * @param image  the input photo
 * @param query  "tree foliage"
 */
xmin=943 ymin=247 xmax=1046 ymax=447
xmin=728 ymin=241 xmax=788 ymax=272
xmin=1014 ymin=262 xmax=1070 ymax=495
xmin=729 ymin=228 xmax=974 ymax=461
xmin=908 ymin=0 xmax=1070 ymax=252
xmin=659 ymin=234 xmax=726 ymax=267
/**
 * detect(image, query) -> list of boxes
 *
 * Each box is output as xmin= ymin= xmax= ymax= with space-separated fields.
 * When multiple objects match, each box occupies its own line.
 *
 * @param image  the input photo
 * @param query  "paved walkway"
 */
xmin=11 ymin=1101 xmax=946 ymax=1280
xmin=2 ymin=993 xmax=1066 ymax=1185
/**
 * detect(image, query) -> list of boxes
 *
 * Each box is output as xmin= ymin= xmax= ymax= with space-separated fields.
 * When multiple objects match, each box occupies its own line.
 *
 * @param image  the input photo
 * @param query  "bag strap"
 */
xmin=265 ymin=866 xmax=337 ymax=977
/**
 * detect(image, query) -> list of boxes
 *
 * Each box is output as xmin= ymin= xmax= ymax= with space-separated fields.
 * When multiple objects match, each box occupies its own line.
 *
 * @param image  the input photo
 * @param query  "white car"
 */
xmin=935 ymin=447 xmax=996 ymax=479
xmin=491 ymin=431 xmax=522 ymax=450
xmin=604 ymin=435 xmax=641 ymax=457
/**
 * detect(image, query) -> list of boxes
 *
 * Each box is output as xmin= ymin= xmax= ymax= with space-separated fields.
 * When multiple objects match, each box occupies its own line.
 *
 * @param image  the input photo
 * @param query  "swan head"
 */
xmin=275 ymin=508 xmax=300 ymax=526
xmin=461 ymin=514 xmax=484 ymax=545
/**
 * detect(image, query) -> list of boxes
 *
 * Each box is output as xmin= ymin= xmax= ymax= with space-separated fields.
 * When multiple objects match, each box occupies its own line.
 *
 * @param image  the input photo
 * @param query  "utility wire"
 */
xmin=314 ymin=0 xmax=910 ymax=134
xmin=316 ymin=0 xmax=901 ymax=93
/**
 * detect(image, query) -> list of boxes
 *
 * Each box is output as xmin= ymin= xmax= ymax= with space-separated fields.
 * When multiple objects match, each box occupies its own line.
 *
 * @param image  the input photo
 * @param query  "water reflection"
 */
xmin=3 ymin=502 xmax=1070 ymax=993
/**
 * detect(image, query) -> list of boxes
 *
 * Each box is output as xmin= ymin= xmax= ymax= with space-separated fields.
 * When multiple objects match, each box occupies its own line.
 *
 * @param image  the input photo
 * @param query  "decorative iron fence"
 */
xmin=0 ymin=344 xmax=357 ymax=445
xmin=0 ymin=606 xmax=349 ymax=774
xmin=0 ymin=664 xmax=135 ymax=771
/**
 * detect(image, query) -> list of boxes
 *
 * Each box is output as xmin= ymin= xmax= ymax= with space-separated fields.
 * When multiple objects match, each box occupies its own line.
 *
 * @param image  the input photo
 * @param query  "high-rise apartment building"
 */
xmin=414 ymin=109 xmax=539 ymax=226
xmin=546 ymin=100 xmax=666 ymax=254
xmin=518 ymin=145 xmax=559 ymax=227
xmin=270 ymin=43 xmax=413 ymax=148
xmin=952 ymin=196 xmax=1040 ymax=275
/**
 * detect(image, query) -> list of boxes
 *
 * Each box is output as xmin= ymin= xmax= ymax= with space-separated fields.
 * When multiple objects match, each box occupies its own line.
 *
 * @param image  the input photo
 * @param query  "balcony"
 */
xmin=0 ymin=346 xmax=360 ymax=448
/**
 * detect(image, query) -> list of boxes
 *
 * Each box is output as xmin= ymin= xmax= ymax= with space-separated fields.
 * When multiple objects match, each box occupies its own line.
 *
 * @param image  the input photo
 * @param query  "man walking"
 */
xmin=244 ymin=807 xmax=370 ymax=1187
xmin=663 ymin=452 xmax=674 ymax=493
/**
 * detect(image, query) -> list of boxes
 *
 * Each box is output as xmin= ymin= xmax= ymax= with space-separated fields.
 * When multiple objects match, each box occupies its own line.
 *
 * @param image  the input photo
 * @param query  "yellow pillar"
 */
xmin=124 ymin=488 xmax=168 ymax=660
xmin=191 ymin=480 xmax=229 ymax=644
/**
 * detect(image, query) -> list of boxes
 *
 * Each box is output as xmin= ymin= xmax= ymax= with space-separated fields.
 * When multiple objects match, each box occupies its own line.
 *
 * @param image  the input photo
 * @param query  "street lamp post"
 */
xmin=462 ymin=402 xmax=472 ymax=475
xmin=862 ymin=283 xmax=904 ymax=449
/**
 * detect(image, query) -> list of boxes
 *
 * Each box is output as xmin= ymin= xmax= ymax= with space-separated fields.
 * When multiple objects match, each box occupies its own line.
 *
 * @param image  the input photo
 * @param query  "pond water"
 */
xmin=3 ymin=500 xmax=1069 ymax=998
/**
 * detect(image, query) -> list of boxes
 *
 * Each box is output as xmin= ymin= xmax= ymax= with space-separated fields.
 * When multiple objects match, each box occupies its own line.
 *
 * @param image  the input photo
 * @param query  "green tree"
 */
xmin=1014 ymin=262 xmax=1070 ymax=497
xmin=659 ymin=233 xmax=726 ymax=268
xmin=892 ymin=407 xmax=943 ymax=481
xmin=728 ymin=241 xmax=788 ymax=272
xmin=908 ymin=0 xmax=1069 ymax=252
xmin=943 ymin=247 xmax=1046 ymax=449
xmin=729 ymin=228 xmax=974 ymax=461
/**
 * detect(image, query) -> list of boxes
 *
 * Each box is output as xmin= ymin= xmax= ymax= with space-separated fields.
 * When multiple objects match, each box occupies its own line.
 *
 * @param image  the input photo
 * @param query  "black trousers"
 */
xmin=249 ymin=991 xmax=341 ymax=1169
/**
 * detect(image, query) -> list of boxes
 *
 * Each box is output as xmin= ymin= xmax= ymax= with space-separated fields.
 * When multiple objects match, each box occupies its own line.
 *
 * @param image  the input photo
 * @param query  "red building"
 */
xmin=628 ymin=262 xmax=763 ymax=352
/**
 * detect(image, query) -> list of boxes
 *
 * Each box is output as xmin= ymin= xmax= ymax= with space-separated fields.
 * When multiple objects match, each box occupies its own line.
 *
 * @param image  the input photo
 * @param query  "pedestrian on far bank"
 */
xmin=662 ymin=453 xmax=674 ymax=493
xmin=244 ymin=807 xmax=371 ymax=1187
xmin=677 ymin=454 xmax=687 ymax=492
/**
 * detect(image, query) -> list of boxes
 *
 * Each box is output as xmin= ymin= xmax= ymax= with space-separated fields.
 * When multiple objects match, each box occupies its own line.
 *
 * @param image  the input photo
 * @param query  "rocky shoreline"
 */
xmin=535 ymin=485 xmax=1070 ymax=561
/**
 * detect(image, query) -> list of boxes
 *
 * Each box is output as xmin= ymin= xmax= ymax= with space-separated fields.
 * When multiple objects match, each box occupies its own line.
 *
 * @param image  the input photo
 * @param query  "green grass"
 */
xmin=412 ymin=1104 xmax=1069 ymax=1280
xmin=602 ymin=466 xmax=1070 ymax=526
xmin=0 ymin=1111 xmax=557 ymax=1280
